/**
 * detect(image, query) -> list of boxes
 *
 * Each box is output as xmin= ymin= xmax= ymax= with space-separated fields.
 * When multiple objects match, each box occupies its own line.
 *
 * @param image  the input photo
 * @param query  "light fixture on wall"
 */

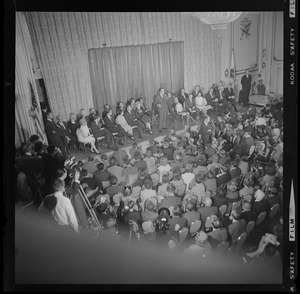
xmin=183 ymin=12 xmax=243 ymax=30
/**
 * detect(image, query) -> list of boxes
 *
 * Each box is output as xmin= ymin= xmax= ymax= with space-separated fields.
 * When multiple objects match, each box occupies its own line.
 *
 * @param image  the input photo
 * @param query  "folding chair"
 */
xmin=178 ymin=227 xmax=189 ymax=244
xmin=268 ymin=203 xmax=280 ymax=220
xmin=189 ymin=220 xmax=202 ymax=236
xmin=255 ymin=211 xmax=267 ymax=226
xmin=219 ymin=204 xmax=227 ymax=218
xmin=245 ymin=220 xmax=255 ymax=235
xmin=235 ymin=232 xmax=248 ymax=250
xmin=215 ymin=241 xmax=229 ymax=256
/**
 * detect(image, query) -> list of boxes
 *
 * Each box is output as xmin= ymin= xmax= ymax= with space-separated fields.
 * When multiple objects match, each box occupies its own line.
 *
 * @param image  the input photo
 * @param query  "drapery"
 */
xmin=88 ymin=42 xmax=184 ymax=111
xmin=15 ymin=12 xmax=47 ymax=148
xmin=25 ymin=12 xmax=222 ymax=120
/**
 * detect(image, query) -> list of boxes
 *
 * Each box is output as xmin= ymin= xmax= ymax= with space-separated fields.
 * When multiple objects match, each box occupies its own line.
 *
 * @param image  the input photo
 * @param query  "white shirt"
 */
xmin=52 ymin=191 xmax=79 ymax=233
xmin=182 ymin=172 xmax=195 ymax=188
xmin=175 ymin=103 xmax=184 ymax=113
xmin=195 ymin=96 xmax=207 ymax=109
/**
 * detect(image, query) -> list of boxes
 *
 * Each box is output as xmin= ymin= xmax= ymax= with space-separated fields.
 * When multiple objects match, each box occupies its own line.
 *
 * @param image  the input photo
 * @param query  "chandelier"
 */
xmin=183 ymin=12 xmax=243 ymax=30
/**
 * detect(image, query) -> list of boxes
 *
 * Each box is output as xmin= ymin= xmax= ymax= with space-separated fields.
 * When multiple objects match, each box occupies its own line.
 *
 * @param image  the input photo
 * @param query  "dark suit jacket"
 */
xmin=216 ymin=172 xmax=231 ymax=187
xmin=103 ymin=115 xmax=118 ymax=134
xmin=192 ymin=89 xmax=203 ymax=99
xmin=124 ymin=110 xmax=137 ymax=125
xmin=67 ymin=120 xmax=79 ymax=139
xmin=227 ymin=219 xmax=246 ymax=243
xmin=205 ymin=92 xmax=215 ymax=105
xmin=207 ymin=228 xmax=228 ymax=248
xmin=56 ymin=121 xmax=72 ymax=137
xmin=197 ymin=206 xmax=219 ymax=224
xmin=241 ymin=210 xmax=257 ymax=222
xmin=229 ymin=167 xmax=242 ymax=180
xmin=177 ymin=92 xmax=188 ymax=105
xmin=241 ymin=74 xmax=252 ymax=93
xmin=200 ymin=122 xmax=211 ymax=141
xmin=224 ymin=87 xmax=235 ymax=100
xmin=251 ymin=199 xmax=268 ymax=216
xmin=44 ymin=119 xmax=63 ymax=147
xmin=215 ymin=90 xmax=227 ymax=102
xmin=185 ymin=98 xmax=195 ymax=111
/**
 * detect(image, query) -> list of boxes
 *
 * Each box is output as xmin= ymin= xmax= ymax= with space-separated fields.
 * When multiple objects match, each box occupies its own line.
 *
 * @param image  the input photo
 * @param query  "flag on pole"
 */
xmin=230 ymin=49 xmax=235 ymax=79
xmin=28 ymin=80 xmax=48 ymax=143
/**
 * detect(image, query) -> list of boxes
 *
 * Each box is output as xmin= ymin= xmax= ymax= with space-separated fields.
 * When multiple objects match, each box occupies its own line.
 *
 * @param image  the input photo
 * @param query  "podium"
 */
xmin=249 ymin=95 xmax=270 ymax=107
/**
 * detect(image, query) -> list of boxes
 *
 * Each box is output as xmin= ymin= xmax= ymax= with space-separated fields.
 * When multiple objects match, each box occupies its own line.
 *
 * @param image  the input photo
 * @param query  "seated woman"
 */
xmin=77 ymin=118 xmax=99 ymax=153
xmin=195 ymin=92 xmax=209 ymax=118
xmin=115 ymin=108 xmax=135 ymax=140
xmin=134 ymin=101 xmax=153 ymax=134
xmin=174 ymin=97 xmax=187 ymax=119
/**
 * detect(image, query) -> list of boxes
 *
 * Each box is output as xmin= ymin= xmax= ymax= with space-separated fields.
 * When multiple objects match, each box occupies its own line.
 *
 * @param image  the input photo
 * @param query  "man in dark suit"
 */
xmin=215 ymin=85 xmax=228 ymax=114
xmin=155 ymin=87 xmax=168 ymax=133
xmin=229 ymin=159 xmax=242 ymax=180
xmin=200 ymin=116 xmax=213 ymax=147
xmin=207 ymin=219 xmax=228 ymax=249
xmin=177 ymin=88 xmax=188 ymax=106
xmin=124 ymin=104 xmax=144 ymax=139
xmin=205 ymin=87 xmax=218 ymax=113
xmin=224 ymin=83 xmax=238 ymax=112
xmin=226 ymin=210 xmax=247 ymax=244
xmin=44 ymin=112 xmax=67 ymax=158
xmin=215 ymin=165 xmax=231 ymax=187
xmin=56 ymin=114 xmax=77 ymax=150
xmin=241 ymin=70 xmax=252 ymax=105
xmin=90 ymin=114 xmax=114 ymax=149
xmin=191 ymin=85 xmax=203 ymax=99
xmin=197 ymin=197 xmax=219 ymax=224
xmin=17 ymin=142 xmax=44 ymax=198
xmin=103 ymin=109 xmax=125 ymax=145
xmin=67 ymin=113 xmax=79 ymax=143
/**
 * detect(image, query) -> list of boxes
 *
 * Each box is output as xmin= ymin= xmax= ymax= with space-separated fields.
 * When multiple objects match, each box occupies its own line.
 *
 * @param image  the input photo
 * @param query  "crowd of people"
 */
xmin=15 ymin=80 xmax=283 ymax=267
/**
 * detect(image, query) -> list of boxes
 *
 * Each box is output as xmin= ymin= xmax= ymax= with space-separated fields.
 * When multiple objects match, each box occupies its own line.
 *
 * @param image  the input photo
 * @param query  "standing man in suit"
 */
xmin=200 ymin=116 xmax=213 ymax=147
xmin=156 ymin=87 xmax=168 ymax=133
xmin=44 ymin=112 xmax=67 ymax=158
xmin=241 ymin=70 xmax=252 ymax=106
xmin=56 ymin=114 xmax=77 ymax=150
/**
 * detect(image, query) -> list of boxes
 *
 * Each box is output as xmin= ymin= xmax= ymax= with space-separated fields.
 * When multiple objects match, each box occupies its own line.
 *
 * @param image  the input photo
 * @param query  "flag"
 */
xmin=230 ymin=49 xmax=235 ymax=79
xmin=29 ymin=80 xmax=48 ymax=143
xmin=30 ymin=81 xmax=38 ymax=109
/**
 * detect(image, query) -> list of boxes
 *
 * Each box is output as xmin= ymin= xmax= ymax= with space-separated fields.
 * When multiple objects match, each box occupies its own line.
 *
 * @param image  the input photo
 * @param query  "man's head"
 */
xmin=43 ymin=195 xmax=58 ymax=212
xmin=204 ymin=116 xmax=210 ymax=123
xmin=69 ymin=113 xmax=76 ymax=122
xmin=230 ymin=209 xmax=241 ymax=221
xmin=158 ymin=87 xmax=165 ymax=95
xmin=109 ymin=175 xmax=118 ymax=186
xmin=172 ymin=205 xmax=182 ymax=216
xmin=56 ymin=114 xmax=63 ymax=122
xmin=254 ymin=189 xmax=265 ymax=202
xmin=242 ymin=201 xmax=251 ymax=212
xmin=53 ymin=178 xmax=65 ymax=192
xmin=47 ymin=112 xmax=54 ymax=120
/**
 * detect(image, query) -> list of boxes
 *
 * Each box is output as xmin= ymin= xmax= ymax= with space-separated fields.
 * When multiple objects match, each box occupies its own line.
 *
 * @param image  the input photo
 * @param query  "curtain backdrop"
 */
xmin=26 ymin=12 xmax=222 ymax=120
xmin=88 ymin=42 xmax=184 ymax=110
xmin=15 ymin=12 xmax=47 ymax=148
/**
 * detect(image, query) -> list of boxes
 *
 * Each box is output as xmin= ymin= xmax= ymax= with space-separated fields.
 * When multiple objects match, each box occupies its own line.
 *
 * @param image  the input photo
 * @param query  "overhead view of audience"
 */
xmin=15 ymin=82 xmax=284 ymax=273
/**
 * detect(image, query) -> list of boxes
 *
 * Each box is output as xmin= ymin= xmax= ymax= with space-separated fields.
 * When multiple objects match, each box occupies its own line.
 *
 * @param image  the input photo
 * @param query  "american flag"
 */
xmin=28 ymin=80 xmax=48 ymax=144
xmin=30 ymin=81 xmax=38 ymax=109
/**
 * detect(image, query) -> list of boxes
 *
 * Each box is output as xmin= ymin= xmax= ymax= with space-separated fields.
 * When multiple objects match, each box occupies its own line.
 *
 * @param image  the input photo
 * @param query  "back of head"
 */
xmin=52 ymin=178 xmax=65 ymax=192
xmin=97 ymin=162 xmax=104 ymax=171
xmin=162 ymin=172 xmax=170 ymax=183
xmin=109 ymin=157 xmax=117 ymax=166
xmin=134 ymin=150 xmax=141 ymax=160
xmin=144 ymin=179 xmax=153 ymax=190
xmin=203 ymin=197 xmax=212 ymax=207
xmin=231 ymin=209 xmax=241 ymax=221
xmin=110 ymin=175 xmax=118 ymax=186
xmin=216 ymin=186 xmax=226 ymax=198
xmin=81 ymin=169 xmax=88 ymax=177
xmin=254 ymin=189 xmax=265 ymax=201
xmin=195 ymin=231 xmax=208 ymax=246
xmin=88 ymin=156 xmax=94 ymax=163
xmin=195 ymin=172 xmax=203 ymax=184
xmin=187 ymin=202 xmax=195 ymax=212
xmin=166 ymin=183 xmax=175 ymax=194
xmin=242 ymin=200 xmax=251 ymax=211
xmin=146 ymin=201 xmax=155 ymax=212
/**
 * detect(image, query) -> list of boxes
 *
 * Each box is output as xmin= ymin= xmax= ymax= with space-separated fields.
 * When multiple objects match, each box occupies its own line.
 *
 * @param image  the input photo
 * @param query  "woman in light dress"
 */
xmin=77 ymin=118 xmax=99 ymax=153
xmin=115 ymin=108 xmax=135 ymax=140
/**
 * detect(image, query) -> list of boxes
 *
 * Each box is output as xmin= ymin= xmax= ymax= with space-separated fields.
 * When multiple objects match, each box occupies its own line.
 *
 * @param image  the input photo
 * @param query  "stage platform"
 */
xmin=249 ymin=94 xmax=271 ymax=108
xmin=69 ymin=117 xmax=196 ymax=163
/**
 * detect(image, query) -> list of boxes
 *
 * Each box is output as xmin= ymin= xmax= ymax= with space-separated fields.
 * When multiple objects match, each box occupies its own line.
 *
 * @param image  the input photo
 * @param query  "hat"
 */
xmin=195 ymin=231 xmax=208 ymax=244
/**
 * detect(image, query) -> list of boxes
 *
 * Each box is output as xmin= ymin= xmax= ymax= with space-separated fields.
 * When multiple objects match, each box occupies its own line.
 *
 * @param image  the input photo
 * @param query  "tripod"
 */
xmin=77 ymin=184 xmax=102 ymax=232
